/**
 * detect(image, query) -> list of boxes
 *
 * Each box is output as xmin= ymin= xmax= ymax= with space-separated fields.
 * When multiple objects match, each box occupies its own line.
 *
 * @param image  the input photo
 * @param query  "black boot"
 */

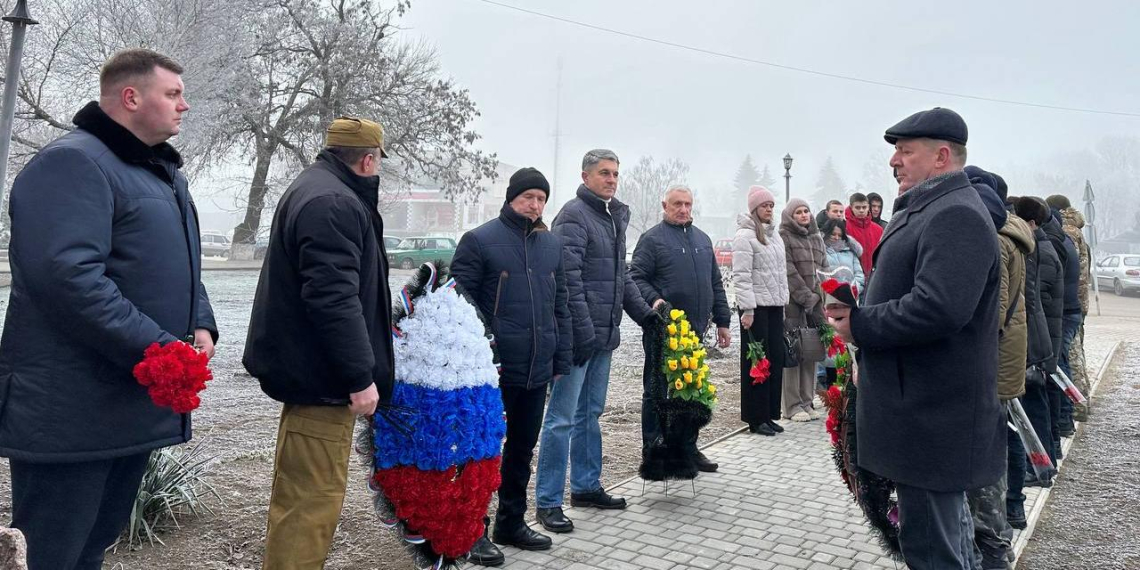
xmin=467 ymin=536 xmax=505 ymax=566
xmin=766 ymin=420 xmax=785 ymax=433
xmin=693 ymin=450 xmax=719 ymax=473
xmin=536 ymin=507 xmax=574 ymax=533
xmin=749 ymin=423 xmax=776 ymax=436
xmin=491 ymin=525 xmax=552 ymax=551
xmin=570 ymin=487 xmax=627 ymax=509
xmin=1006 ymin=501 xmax=1027 ymax=530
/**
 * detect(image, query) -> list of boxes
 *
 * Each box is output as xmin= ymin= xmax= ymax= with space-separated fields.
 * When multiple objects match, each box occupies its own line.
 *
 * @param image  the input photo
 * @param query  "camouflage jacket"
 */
xmin=1060 ymin=207 xmax=1091 ymax=315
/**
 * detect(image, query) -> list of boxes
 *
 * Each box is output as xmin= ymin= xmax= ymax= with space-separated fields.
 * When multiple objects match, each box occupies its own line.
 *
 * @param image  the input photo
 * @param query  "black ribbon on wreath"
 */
xmin=836 ymin=384 xmax=902 ymax=560
xmin=638 ymin=302 xmax=713 ymax=482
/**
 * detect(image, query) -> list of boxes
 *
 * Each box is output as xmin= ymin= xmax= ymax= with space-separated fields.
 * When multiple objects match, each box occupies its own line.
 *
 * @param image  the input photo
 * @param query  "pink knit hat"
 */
xmin=747 ymin=186 xmax=776 ymax=213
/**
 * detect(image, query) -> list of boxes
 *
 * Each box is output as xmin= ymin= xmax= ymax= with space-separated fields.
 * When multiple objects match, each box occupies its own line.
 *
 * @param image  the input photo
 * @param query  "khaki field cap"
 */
xmin=325 ymin=116 xmax=389 ymax=158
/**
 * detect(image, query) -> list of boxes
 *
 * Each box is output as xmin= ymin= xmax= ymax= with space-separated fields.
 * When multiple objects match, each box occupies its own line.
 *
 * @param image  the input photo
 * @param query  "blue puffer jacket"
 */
xmin=823 ymin=239 xmax=864 ymax=292
xmin=630 ymin=220 xmax=730 ymax=337
xmin=451 ymin=204 xmax=573 ymax=389
xmin=553 ymin=185 xmax=653 ymax=352
xmin=0 ymin=102 xmax=217 ymax=463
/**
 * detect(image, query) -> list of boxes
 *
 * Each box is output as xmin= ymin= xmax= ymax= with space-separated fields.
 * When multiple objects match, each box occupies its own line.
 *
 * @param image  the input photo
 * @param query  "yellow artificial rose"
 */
xmin=684 ymin=371 xmax=693 ymax=384
xmin=696 ymin=378 xmax=703 ymax=389
xmin=670 ymin=309 xmax=683 ymax=321
xmin=668 ymin=359 xmax=678 ymax=371
xmin=667 ymin=324 xmax=678 ymax=335
xmin=669 ymin=337 xmax=678 ymax=350
xmin=680 ymin=321 xmax=690 ymax=335
xmin=674 ymin=379 xmax=684 ymax=390
xmin=691 ymin=358 xmax=700 ymax=370
xmin=709 ymin=384 xmax=717 ymax=394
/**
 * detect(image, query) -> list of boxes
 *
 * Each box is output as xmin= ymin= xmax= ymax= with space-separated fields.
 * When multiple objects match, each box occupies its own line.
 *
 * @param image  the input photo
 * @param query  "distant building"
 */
xmin=383 ymin=162 xmax=516 ymax=239
xmin=1099 ymin=227 xmax=1140 ymax=255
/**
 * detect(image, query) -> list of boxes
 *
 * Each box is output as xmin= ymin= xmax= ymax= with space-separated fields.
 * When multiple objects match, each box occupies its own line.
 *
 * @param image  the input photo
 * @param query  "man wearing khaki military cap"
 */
xmin=244 ymin=116 xmax=395 ymax=569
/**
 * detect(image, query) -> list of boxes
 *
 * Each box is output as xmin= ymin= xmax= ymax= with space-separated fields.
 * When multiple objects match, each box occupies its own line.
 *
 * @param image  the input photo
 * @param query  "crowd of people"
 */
xmin=0 ymin=48 xmax=1094 ymax=570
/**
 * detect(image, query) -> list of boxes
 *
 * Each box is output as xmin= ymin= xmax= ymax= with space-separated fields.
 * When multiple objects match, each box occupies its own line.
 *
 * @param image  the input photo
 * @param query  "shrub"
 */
xmin=117 ymin=440 xmax=221 ymax=550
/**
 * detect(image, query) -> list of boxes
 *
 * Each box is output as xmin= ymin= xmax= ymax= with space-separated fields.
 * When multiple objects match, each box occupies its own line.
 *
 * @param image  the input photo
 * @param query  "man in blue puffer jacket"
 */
xmin=535 ymin=149 xmax=656 ymax=535
xmin=0 ymin=49 xmax=217 ymax=570
xmin=451 ymin=167 xmax=572 ymax=565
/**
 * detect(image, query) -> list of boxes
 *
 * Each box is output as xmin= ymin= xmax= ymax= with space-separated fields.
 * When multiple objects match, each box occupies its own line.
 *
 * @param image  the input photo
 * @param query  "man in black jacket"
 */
xmin=631 ymin=184 xmax=731 ymax=472
xmin=534 ymin=149 xmax=656 ymax=534
xmin=243 ymin=117 xmax=394 ymax=568
xmin=0 ymin=49 xmax=217 ymax=570
xmin=1044 ymin=210 xmax=1081 ymax=443
xmin=451 ymin=167 xmax=572 ymax=565
xmin=828 ymin=108 xmax=1003 ymax=569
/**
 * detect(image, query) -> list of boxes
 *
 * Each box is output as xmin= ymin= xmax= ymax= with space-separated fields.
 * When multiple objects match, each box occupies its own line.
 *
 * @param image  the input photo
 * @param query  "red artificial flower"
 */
xmin=1027 ymin=452 xmax=1053 ymax=468
xmin=133 ymin=341 xmax=213 ymax=413
xmin=827 ymin=385 xmax=842 ymax=401
xmin=827 ymin=336 xmax=847 ymax=358
xmin=749 ymin=357 xmax=771 ymax=385
xmin=821 ymin=278 xmax=841 ymax=294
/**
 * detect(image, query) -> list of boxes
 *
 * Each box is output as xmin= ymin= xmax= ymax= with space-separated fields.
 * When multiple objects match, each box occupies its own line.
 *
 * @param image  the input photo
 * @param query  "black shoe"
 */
xmin=694 ymin=450 xmax=719 ymax=473
xmin=536 ymin=507 xmax=574 ymax=533
xmin=1006 ymin=503 xmax=1027 ymax=530
xmin=750 ymin=423 xmax=776 ymax=436
xmin=570 ymin=487 xmax=627 ymax=510
xmin=491 ymin=525 xmax=552 ymax=551
xmin=1024 ymin=475 xmax=1053 ymax=488
xmin=766 ymin=420 xmax=785 ymax=433
xmin=467 ymin=536 xmax=505 ymax=566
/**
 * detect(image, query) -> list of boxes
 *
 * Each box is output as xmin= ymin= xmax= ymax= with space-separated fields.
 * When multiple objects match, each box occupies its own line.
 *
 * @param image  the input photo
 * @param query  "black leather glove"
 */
xmin=641 ymin=310 xmax=665 ymax=329
xmin=573 ymin=339 xmax=596 ymax=367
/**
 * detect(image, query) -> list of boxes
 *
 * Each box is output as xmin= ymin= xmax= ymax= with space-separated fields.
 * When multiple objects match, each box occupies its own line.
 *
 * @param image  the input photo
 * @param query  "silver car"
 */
xmin=1094 ymin=254 xmax=1140 ymax=296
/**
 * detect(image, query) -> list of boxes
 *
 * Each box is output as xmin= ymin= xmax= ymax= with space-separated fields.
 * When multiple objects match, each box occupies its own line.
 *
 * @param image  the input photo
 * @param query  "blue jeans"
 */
xmin=535 ymin=349 xmax=613 ymax=508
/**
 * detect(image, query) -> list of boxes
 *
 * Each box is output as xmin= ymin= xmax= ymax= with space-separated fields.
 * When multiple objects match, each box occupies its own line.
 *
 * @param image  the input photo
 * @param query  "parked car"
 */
xmin=385 ymin=236 xmax=402 ymax=251
xmin=714 ymin=238 xmax=733 ymax=267
xmin=387 ymin=237 xmax=457 ymax=270
xmin=1094 ymin=254 xmax=1140 ymax=296
xmin=201 ymin=232 xmax=231 ymax=258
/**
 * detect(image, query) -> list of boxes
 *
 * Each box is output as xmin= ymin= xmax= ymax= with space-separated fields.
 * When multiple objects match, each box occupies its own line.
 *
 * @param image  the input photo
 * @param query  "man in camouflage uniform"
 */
xmin=1047 ymin=195 xmax=1091 ymax=422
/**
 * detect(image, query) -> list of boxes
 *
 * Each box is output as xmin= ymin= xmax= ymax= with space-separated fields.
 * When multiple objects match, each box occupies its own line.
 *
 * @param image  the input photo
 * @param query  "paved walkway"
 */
xmin=498 ymin=317 xmax=1131 ymax=570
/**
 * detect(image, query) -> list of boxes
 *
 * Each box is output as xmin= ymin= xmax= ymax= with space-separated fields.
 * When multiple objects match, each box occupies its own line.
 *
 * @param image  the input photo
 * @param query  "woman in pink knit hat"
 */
xmin=731 ymin=186 xmax=790 ymax=436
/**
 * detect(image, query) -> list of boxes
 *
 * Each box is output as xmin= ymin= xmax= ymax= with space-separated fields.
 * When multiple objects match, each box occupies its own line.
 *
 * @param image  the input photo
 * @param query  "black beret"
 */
xmin=884 ymin=107 xmax=968 ymax=146
xmin=506 ymin=167 xmax=550 ymax=203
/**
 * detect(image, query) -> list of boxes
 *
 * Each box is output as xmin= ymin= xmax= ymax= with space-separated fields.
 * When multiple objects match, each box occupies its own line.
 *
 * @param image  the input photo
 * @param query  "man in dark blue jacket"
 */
xmin=451 ymin=167 xmax=572 ymax=565
xmin=1045 ymin=209 xmax=1082 ymax=440
xmin=244 ymin=117 xmax=394 ymax=568
xmin=535 ymin=149 xmax=656 ymax=534
xmin=0 ymin=49 xmax=217 ymax=570
xmin=631 ymin=184 xmax=730 ymax=472
xmin=828 ymin=108 xmax=1003 ymax=569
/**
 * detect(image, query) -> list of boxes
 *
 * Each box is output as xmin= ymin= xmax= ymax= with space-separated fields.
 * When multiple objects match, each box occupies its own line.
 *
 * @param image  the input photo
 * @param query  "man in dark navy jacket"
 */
xmin=0 ymin=49 xmax=217 ymax=570
xmin=451 ymin=167 xmax=572 ymax=565
xmin=828 ymin=108 xmax=1004 ymax=569
xmin=631 ymin=184 xmax=731 ymax=472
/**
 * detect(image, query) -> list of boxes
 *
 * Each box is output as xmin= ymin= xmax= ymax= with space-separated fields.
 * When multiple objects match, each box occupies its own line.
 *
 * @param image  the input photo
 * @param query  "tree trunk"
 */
xmin=231 ymin=139 xmax=277 ymax=260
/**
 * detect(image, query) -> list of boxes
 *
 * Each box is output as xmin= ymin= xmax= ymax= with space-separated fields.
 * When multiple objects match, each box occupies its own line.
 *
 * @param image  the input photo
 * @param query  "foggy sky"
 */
xmin=398 ymin=0 xmax=1140 ymax=211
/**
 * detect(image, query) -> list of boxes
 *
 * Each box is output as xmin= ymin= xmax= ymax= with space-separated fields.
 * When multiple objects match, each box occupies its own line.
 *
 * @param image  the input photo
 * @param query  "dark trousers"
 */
xmin=1022 ymin=377 xmax=1055 ymax=465
xmin=495 ymin=384 xmax=547 ymax=532
xmin=1006 ymin=424 xmax=1026 ymax=506
xmin=739 ymin=306 xmax=784 ymax=427
xmin=1045 ymin=379 xmax=1064 ymax=457
xmin=896 ymin=483 xmax=976 ymax=570
xmin=1058 ymin=314 xmax=1082 ymax=428
xmin=10 ymin=452 xmax=151 ymax=570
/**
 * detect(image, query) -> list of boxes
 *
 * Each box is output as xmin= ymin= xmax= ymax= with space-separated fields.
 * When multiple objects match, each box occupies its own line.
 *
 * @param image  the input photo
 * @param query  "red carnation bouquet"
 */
xmin=818 ymin=266 xmax=860 ymax=307
xmin=745 ymin=330 xmax=771 ymax=385
xmin=132 ymin=340 xmax=213 ymax=413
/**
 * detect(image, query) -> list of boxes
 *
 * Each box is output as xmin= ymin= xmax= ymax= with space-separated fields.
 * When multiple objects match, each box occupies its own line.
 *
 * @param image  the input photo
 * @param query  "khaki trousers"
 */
xmin=263 ymin=404 xmax=356 ymax=570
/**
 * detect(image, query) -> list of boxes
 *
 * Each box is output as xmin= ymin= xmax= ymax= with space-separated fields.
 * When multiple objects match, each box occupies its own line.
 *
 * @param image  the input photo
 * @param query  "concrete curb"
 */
xmin=1011 ymin=339 xmax=1122 ymax=567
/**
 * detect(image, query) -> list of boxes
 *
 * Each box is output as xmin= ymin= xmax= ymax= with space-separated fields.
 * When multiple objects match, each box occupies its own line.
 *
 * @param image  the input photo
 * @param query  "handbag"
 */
xmin=798 ymin=323 xmax=825 ymax=363
xmin=783 ymin=328 xmax=802 ymax=368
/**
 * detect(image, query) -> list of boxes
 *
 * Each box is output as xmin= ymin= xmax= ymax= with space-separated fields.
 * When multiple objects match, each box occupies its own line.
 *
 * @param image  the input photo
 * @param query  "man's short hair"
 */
xmin=100 ymin=49 xmax=184 ymax=95
xmin=866 ymin=192 xmax=884 ymax=206
xmin=582 ymin=149 xmax=619 ymax=172
xmin=662 ymin=184 xmax=692 ymax=202
xmin=849 ymin=193 xmax=869 ymax=205
xmin=1014 ymin=196 xmax=1051 ymax=226
xmin=826 ymin=200 xmax=843 ymax=210
xmin=325 ymin=145 xmax=379 ymax=166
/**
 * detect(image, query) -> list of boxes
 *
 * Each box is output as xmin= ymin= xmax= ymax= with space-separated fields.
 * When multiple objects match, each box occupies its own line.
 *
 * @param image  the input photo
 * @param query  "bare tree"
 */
xmin=622 ymin=155 xmax=690 ymax=237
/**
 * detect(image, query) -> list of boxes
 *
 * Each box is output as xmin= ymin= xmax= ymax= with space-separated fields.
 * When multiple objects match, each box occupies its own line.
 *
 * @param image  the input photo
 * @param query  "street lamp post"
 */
xmin=1084 ymin=180 xmax=1100 ymax=316
xmin=0 ymin=0 xmax=37 ymax=238
xmin=782 ymin=153 xmax=793 ymax=202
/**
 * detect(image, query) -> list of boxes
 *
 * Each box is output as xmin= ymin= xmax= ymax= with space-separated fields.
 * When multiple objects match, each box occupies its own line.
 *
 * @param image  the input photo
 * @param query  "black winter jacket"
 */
xmin=244 ymin=151 xmax=394 ymax=405
xmin=630 ymin=219 xmax=730 ymax=337
xmin=451 ymin=204 xmax=573 ymax=389
xmin=850 ymin=172 xmax=1004 ymax=492
xmin=1023 ymin=230 xmax=1054 ymax=369
xmin=0 ymin=102 xmax=217 ymax=462
xmin=1045 ymin=212 xmax=1081 ymax=316
xmin=552 ymin=185 xmax=653 ymax=352
xmin=1034 ymin=227 xmax=1064 ymax=374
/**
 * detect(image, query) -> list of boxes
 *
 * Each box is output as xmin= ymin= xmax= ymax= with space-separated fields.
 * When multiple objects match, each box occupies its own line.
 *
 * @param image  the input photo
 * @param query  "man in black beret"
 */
xmin=451 ymin=167 xmax=573 ymax=565
xmin=828 ymin=108 xmax=1006 ymax=568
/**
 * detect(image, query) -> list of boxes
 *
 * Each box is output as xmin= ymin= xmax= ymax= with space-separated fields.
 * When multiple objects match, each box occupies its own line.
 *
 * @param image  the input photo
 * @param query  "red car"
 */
xmin=714 ymin=239 xmax=733 ymax=267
